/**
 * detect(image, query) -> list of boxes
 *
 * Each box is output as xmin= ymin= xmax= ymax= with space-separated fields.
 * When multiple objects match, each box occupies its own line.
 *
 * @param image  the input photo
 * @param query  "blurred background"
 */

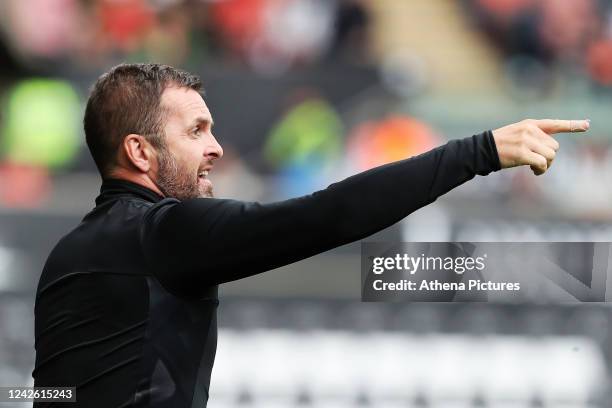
xmin=1 ymin=0 xmax=612 ymax=406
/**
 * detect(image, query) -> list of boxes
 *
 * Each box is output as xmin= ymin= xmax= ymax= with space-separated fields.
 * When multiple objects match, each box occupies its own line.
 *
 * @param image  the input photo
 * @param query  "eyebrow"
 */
xmin=190 ymin=116 xmax=214 ymax=129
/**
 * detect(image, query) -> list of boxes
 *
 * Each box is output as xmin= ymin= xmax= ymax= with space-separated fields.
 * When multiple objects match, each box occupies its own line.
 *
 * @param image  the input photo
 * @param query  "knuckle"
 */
xmin=526 ymin=124 xmax=539 ymax=134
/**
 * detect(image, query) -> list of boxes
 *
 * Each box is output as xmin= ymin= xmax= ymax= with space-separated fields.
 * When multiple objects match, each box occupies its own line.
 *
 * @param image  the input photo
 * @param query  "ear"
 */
xmin=122 ymin=134 xmax=154 ymax=173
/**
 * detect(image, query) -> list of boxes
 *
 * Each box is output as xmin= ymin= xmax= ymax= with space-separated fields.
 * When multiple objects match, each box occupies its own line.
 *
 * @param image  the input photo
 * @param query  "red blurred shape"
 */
xmin=587 ymin=40 xmax=612 ymax=86
xmin=477 ymin=0 xmax=535 ymax=18
xmin=348 ymin=116 xmax=441 ymax=171
xmin=98 ymin=0 xmax=155 ymax=48
xmin=0 ymin=163 xmax=51 ymax=209
xmin=210 ymin=0 xmax=267 ymax=53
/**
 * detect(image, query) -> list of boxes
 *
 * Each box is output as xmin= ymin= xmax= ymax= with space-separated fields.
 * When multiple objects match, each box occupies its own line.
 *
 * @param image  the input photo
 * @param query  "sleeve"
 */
xmin=140 ymin=131 xmax=501 ymax=296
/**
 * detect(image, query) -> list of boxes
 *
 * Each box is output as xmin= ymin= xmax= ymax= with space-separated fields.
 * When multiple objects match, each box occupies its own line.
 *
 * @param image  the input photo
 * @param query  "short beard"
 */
xmin=155 ymin=145 xmax=213 ymax=200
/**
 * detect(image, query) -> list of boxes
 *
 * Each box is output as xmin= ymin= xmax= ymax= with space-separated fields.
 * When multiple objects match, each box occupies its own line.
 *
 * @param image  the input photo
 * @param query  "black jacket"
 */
xmin=33 ymin=131 xmax=500 ymax=407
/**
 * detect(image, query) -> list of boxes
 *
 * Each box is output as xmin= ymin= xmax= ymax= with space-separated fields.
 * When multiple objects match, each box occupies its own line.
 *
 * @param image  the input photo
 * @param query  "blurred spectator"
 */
xmin=0 ymin=0 xmax=373 ymax=73
xmin=0 ymin=79 xmax=81 ymax=207
xmin=0 ymin=164 xmax=52 ymax=208
xmin=264 ymin=91 xmax=343 ymax=171
xmin=327 ymin=0 xmax=372 ymax=63
xmin=538 ymin=0 xmax=598 ymax=61
xmin=264 ymin=90 xmax=343 ymax=196
xmin=96 ymin=0 xmax=155 ymax=52
xmin=347 ymin=115 xmax=441 ymax=171
xmin=210 ymin=0 xmax=336 ymax=73
xmin=587 ymin=39 xmax=612 ymax=87
xmin=3 ymin=0 xmax=85 ymax=59
xmin=209 ymin=0 xmax=268 ymax=61
xmin=2 ymin=79 xmax=81 ymax=168
xmin=140 ymin=2 xmax=192 ymax=65
xmin=252 ymin=0 xmax=335 ymax=70
xmin=466 ymin=0 xmax=611 ymax=91
xmin=468 ymin=0 xmax=542 ymax=58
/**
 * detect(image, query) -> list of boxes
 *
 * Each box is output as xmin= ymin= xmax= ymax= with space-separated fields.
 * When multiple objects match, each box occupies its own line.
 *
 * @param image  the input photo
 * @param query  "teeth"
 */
xmin=199 ymin=170 xmax=209 ymax=177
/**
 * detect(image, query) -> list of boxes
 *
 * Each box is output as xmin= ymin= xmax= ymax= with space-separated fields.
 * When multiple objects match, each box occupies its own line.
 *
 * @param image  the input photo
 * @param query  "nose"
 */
xmin=205 ymin=133 xmax=223 ymax=160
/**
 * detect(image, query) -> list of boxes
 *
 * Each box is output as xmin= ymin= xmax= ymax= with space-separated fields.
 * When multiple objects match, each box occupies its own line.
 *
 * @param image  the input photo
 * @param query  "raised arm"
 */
xmin=141 ymin=119 xmax=589 ymax=296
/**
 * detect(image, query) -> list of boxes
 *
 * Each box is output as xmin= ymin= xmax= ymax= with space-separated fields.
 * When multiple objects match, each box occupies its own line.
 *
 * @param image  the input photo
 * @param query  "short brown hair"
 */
xmin=84 ymin=63 xmax=202 ymax=176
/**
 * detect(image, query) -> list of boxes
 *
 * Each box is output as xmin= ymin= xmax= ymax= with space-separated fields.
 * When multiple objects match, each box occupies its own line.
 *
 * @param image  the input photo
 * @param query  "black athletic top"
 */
xmin=33 ymin=131 xmax=500 ymax=407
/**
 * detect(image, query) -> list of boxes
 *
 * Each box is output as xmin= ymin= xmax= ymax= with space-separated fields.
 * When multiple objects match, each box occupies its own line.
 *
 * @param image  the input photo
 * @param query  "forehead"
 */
xmin=160 ymin=86 xmax=211 ymax=123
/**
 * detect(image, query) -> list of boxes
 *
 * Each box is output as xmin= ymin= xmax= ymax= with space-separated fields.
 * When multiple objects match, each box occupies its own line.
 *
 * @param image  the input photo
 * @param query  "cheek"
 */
xmin=189 ymin=147 xmax=204 ymax=167
xmin=174 ymin=142 xmax=202 ymax=169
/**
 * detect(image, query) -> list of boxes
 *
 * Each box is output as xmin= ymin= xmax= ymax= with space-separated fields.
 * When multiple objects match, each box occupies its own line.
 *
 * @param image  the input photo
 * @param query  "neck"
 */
xmin=106 ymin=168 xmax=165 ymax=198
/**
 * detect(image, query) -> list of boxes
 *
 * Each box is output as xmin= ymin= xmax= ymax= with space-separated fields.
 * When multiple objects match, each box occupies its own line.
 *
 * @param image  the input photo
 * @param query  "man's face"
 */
xmin=153 ymin=87 xmax=223 ymax=200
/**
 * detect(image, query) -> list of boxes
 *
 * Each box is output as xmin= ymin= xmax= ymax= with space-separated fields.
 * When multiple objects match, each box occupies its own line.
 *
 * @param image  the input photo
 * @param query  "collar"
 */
xmin=95 ymin=178 xmax=164 ymax=206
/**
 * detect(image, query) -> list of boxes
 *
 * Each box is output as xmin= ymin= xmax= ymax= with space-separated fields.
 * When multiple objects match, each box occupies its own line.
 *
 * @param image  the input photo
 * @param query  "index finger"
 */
xmin=533 ymin=119 xmax=590 ymax=134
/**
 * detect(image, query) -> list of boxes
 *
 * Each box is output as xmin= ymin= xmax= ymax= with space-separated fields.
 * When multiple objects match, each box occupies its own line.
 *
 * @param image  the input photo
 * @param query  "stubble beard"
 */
xmin=155 ymin=146 xmax=213 ymax=200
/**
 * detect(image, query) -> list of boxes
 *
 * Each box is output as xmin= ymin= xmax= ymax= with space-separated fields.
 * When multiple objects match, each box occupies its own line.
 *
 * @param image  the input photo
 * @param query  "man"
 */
xmin=33 ymin=63 xmax=588 ymax=407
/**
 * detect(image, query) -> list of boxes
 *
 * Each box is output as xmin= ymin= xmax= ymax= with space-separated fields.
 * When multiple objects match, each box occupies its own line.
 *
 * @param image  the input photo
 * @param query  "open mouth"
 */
xmin=198 ymin=170 xmax=209 ymax=180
